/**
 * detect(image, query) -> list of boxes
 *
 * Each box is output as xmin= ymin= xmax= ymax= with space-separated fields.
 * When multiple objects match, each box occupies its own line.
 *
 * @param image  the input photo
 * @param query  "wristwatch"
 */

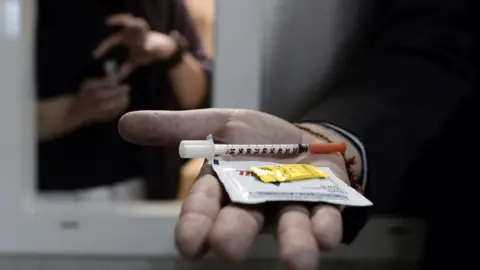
xmin=159 ymin=30 xmax=189 ymax=70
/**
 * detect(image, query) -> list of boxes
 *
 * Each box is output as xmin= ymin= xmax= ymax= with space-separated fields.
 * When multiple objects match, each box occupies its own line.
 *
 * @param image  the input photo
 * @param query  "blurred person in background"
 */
xmin=36 ymin=0 xmax=211 ymax=201
xmin=119 ymin=0 xmax=475 ymax=269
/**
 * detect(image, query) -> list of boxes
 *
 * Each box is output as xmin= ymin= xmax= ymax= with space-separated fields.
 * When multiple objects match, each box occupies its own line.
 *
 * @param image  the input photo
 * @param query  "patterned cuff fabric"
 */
xmin=294 ymin=123 xmax=366 ymax=195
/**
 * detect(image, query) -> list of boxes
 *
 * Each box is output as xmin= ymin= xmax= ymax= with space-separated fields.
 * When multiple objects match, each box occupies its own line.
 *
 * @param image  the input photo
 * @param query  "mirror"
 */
xmin=0 ymin=0 xmax=269 ymax=256
xmin=35 ymin=0 xmax=216 ymax=203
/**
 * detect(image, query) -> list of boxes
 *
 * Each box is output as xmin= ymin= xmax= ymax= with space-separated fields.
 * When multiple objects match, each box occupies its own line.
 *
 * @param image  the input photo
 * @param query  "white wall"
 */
xmin=212 ymin=0 xmax=262 ymax=109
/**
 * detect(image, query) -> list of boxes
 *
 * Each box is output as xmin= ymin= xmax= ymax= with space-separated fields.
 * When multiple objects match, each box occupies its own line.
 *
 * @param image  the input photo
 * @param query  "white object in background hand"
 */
xmin=103 ymin=60 xmax=119 ymax=83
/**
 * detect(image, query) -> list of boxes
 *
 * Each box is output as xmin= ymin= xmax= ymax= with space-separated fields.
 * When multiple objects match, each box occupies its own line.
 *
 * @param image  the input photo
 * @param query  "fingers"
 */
xmin=106 ymin=13 xmax=137 ymax=27
xmin=177 ymin=162 xmax=265 ymax=262
xmin=92 ymin=85 xmax=131 ymax=121
xmin=98 ymin=92 xmax=129 ymax=112
xmin=81 ymin=78 xmax=113 ymax=90
xmin=310 ymin=204 xmax=343 ymax=251
xmin=118 ymin=109 xmax=236 ymax=146
xmin=106 ymin=13 xmax=149 ymax=32
xmin=277 ymin=205 xmax=320 ymax=270
xmin=93 ymin=14 xmax=148 ymax=59
xmin=175 ymin=164 xmax=224 ymax=259
xmin=117 ymin=62 xmax=134 ymax=81
xmin=95 ymin=84 xmax=130 ymax=101
xmin=93 ymin=33 xmax=124 ymax=59
xmin=209 ymin=205 xmax=264 ymax=262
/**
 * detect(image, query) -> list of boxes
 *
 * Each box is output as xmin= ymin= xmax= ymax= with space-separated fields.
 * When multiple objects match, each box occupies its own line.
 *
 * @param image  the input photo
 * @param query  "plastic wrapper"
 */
xmin=212 ymin=158 xmax=372 ymax=206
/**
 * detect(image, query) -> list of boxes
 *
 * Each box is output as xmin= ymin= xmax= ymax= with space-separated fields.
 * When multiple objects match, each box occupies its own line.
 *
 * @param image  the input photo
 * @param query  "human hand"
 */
xmin=93 ymin=13 xmax=177 ymax=80
xmin=118 ymin=109 xmax=350 ymax=270
xmin=70 ymin=78 xmax=130 ymax=123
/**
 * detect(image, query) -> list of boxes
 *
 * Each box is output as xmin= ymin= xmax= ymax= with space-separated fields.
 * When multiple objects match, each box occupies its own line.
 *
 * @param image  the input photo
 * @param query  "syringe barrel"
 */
xmin=179 ymin=141 xmax=303 ymax=158
xmin=179 ymin=138 xmax=346 ymax=158
xmin=215 ymin=144 xmax=303 ymax=155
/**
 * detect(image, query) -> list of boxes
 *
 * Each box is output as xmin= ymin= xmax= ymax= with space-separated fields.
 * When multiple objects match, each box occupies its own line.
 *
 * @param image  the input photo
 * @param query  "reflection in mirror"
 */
xmin=36 ymin=0 xmax=215 ymax=202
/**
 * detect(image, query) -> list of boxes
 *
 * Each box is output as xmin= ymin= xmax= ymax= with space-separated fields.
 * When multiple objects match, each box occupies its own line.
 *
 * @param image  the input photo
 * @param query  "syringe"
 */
xmin=103 ymin=60 xmax=118 ymax=83
xmin=179 ymin=135 xmax=346 ymax=159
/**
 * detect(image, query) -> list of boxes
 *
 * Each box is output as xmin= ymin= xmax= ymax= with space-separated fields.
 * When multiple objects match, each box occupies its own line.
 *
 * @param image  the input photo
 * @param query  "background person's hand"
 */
xmin=93 ymin=13 xmax=177 ymax=80
xmin=118 ymin=109 xmax=350 ymax=270
xmin=70 ymin=78 xmax=130 ymax=123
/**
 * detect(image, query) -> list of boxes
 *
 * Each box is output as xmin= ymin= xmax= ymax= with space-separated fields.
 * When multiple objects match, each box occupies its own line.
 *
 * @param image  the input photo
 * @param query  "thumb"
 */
xmin=117 ymin=61 xmax=135 ymax=81
xmin=118 ymin=109 xmax=235 ymax=146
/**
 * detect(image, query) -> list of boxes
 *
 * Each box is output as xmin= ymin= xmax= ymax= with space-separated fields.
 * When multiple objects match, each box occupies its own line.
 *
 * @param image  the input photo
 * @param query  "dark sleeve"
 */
xmin=300 ymin=0 xmax=474 ymax=243
xmin=170 ymin=0 xmax=213 ymax=107
xmin=36 ymin=1 xmax=80 ymax=100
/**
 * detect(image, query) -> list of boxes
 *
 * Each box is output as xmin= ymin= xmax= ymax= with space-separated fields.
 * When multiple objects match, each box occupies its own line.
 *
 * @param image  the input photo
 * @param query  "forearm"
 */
xmin=168 ymin=53 xmax=208 ymax=109
xmin=38 ymin=95 xmax=89 ymax=141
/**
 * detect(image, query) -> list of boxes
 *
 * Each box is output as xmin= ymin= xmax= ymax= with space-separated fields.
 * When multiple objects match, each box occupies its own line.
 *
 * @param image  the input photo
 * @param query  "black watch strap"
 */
xmin=157 ymin=31 xmax=188 ymax=71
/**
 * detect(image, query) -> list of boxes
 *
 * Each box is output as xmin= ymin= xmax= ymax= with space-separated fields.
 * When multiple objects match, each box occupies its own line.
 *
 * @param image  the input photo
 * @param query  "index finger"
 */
xmin=118 ymin=109 xmax=235 ymax=146
xmin=106 ymin=13 xmax=136 ymax=27
xmin=176 ymin=163 xmax=225 ymax=259
xmin=92 ymin=33 xmax=123 ymax=59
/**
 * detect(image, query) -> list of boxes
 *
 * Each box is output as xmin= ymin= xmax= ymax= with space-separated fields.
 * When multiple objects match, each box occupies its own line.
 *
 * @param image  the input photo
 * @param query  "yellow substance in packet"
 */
xmin=249 ymin=164 xmax=329 ymax=183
